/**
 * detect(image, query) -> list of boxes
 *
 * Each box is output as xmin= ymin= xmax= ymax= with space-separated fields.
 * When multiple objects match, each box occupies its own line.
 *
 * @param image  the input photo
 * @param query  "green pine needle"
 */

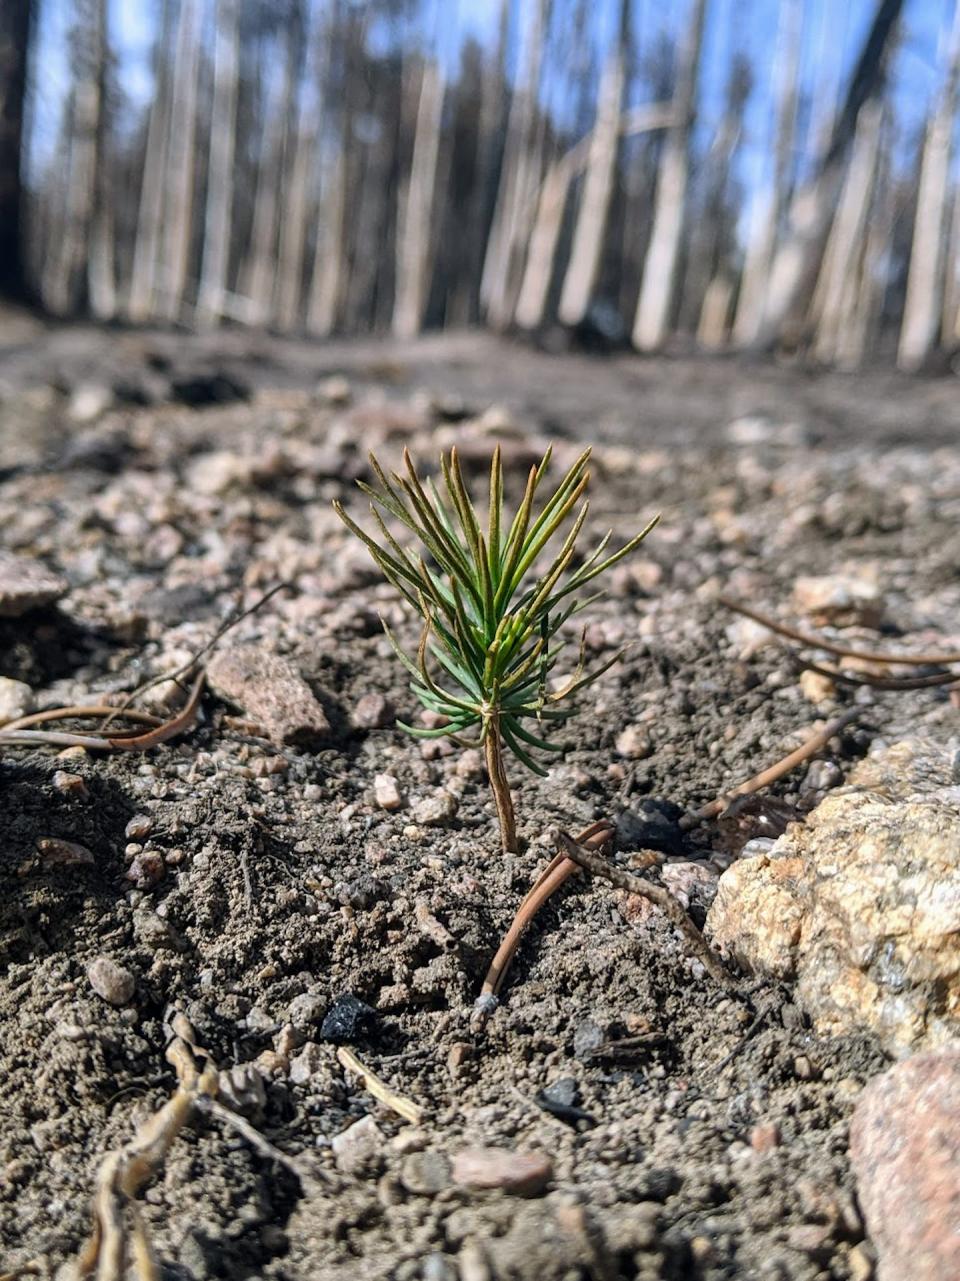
xmin=334 ymin=444 xmax=659 ymax=771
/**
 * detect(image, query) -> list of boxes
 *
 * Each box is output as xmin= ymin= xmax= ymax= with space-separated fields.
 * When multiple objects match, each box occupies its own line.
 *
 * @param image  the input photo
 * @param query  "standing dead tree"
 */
xmin=127 ymin=0 xmax=175 ymax=321
xmin=241 ymin=2 xmax=303 ymax=326
xmin=752 ymin=0 xmax=904 ymax=350
xmin=156 ymin=0 xmax=201 ymax=322
xmin=0 ymin=0 xmax=32 ymax=302
xmin=810 ymin=100 xmax=883 ymax=365
xmin=480 ymin=0 xmax=551 ymax=329
xmin=393 ymin=53 xmax=446 ymax=338
xmin=197 ymin=0 xmax=240 ymax=327
xmin=556 ymin=0 xmax=630 ymax=328
xmin=632 ymin=0 xmax=708 ymax=352
xmin=897 ymin=0 xmax=960 ymax=370
xmin=731 ymin=0 xmax=800 ymax=347
xmin=43 ymin=0 xmax=111 ymax=317
xmin=276 ymin=2 xmax=328 ymax=333
xmin=514 ymin=102 xmax=674 ymax=331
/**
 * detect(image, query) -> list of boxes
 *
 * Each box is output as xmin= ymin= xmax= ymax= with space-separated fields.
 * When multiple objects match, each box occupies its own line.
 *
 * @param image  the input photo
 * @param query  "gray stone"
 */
xmin=0 ymin=676 xmax=32 ymax=724
xmin=0 ymin=553 xmax=68 ymax=617
xmin=331 ymin=1115 xmax=384 ymax=1176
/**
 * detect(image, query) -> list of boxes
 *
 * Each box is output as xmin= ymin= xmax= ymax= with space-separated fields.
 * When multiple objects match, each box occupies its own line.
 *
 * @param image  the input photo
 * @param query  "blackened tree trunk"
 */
xmin=753 ymin=0 xmax=904 ymax=349
xmin=0 ymin=0 xmax=33 ymax=301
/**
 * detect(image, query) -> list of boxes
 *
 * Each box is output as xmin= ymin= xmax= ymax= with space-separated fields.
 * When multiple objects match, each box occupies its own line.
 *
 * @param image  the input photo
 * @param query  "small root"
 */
xmin=687 ymin=707 xmax=860 ymax=825
xmin=558 ymin=830 xmax=735 ymax=989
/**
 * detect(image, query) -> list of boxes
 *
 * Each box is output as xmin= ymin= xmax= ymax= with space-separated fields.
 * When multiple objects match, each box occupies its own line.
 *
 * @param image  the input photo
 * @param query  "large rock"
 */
xmin=206 ymin=645 xmax=332 ymax=747
xmin=706 ymin=739 xmax=960 ymax=1054
xmin=850 ymin=1049 xmax=960 ymax=1281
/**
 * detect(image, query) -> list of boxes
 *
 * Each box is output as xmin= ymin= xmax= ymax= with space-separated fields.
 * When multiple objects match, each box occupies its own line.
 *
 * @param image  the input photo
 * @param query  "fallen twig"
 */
xmin=720 ymin=595 xmax=960 ymax=666
xmin=557 ymin=831 xmax=735 ymax=989
xmin=336 ymin=1046 xmax=423 ymax=1125
xmin=0 ymin=706 xmax=162 ymax=734
xmin=195 ymin=1097 xmax=317 ymax=1183
xmin=688 ymin=706 xmax=861 ymax=824
xmin=100 ymin=581 xmax=289 ymax=730
xmin=798 ymin=657 xmax=958 ymax=691
xmin=0 ymin=670 xmax=205 ymax=753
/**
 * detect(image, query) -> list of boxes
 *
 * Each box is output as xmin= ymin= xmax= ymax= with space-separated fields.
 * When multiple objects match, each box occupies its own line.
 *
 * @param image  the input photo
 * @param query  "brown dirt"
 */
xmin=1 ymin=322 xmax=958 ymax=1280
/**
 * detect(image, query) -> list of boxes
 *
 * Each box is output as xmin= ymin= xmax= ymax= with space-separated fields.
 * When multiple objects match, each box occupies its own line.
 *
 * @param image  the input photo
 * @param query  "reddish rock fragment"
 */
xmin=451 ymin=1147 xmax=552 ymax=1197
xmin=849 ymin=1049 xmax=960 ymax=1281
xmin=207 ymin=645 xmax=332 ymax=748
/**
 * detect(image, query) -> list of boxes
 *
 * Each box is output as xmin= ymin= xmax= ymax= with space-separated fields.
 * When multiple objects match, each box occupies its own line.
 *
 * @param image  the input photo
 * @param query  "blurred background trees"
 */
xmin=5 ymin=0 xmax=960 ymax=369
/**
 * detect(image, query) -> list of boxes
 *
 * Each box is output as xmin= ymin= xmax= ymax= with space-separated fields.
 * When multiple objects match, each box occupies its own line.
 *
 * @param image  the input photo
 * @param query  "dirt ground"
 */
xmin=1 ymin=318 xmax=958 ymax=1280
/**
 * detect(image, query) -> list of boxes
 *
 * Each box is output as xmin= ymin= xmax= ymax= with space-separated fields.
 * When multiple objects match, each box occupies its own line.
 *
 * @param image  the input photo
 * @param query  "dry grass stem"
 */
xmin=336 ymin=1047 xmax=424 ymax=1125
xmin=75 ymin=1026 xmax=218 ymax=1281
xmin=474 ymin=820 xmax=615 ymax=1025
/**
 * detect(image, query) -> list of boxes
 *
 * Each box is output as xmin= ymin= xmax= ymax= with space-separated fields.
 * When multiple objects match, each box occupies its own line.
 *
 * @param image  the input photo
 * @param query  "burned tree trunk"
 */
xmin=128 ymin=0 xmax=175 ymax=321
xmin=393 ymin=55 xmax=446 ymax=338
xmin=732 ymin=0 xmax=800 ymax=346
xmin=632 ymin=0 xmax=708 ymax=352
xmin=0 ymin=0 xmax=33 ymax=302
xmin=557 ymin=0 xmax=629 ymax=327
xmin=480 ymin=0 xmax=550 ymax=329
xmin=197 ymin=0 xmax=240 ymax=327
xmin=897 ymin=0 xmax=960 ymax=370
xmin=44 ymin=0 xmax=107 ymax=316
xmin=753 ymin=0 xmax=904 ymax=349
xmin=156 ymin=0 xmax=201 ymax=322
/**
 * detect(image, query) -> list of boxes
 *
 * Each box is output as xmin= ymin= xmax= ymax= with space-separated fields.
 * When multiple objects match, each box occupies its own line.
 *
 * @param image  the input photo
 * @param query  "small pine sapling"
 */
xmin=334 ymin=444 xmax=658 ymax=853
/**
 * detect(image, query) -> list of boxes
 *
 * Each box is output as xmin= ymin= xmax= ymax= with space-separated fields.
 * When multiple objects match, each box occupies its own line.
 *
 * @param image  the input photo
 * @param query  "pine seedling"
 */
xmin=334 ymin=445 xmax=659 ymax=853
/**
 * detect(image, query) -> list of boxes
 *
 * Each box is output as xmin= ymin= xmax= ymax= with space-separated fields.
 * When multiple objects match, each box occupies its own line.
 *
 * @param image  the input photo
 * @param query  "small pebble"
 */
xmin=88 ymin=956 xmax=136 ymax=1006
xmin=35 ymin=837 xmax=95 ymax=867
xmin=125 ymin=851 xmax=164 ymax=889
xmin=332 ymin=1115 xmax=384 ymax=1177
xmin=413 ymin=790 xmax=458 ymax=827
xmin=52 ymin=771 xmax=89 ymax=799
xmin=615 ymin=724 xmax=652 ymax=759
xmin=350 ymin=693 xmax=395 ymax=730
xmin=287 ymin=992 xmax=326 ymax=1027
xmin=749 ymin=1121 xmax=781 ymax=1153
xmin=289 ymin=1043 xmax=325 ymax=1085
xmin=374 ymin=773 xmax=403 ymax=811
xmin=125 ymin=814 xmax=154 ymax=840
xmin=451 ymin=1147 xmax=552 ymax=1196
xmin=400 ymin=1151 xmax=452 ymax=1196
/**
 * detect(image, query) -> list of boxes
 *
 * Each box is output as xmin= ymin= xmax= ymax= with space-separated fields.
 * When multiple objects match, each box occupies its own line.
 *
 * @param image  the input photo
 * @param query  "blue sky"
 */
xmin=28 ymin=0 xmax=954 ymax=189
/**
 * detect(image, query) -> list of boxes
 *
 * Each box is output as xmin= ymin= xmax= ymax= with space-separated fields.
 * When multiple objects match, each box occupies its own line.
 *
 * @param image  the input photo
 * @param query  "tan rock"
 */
xmin=799 ymin=668 xmax=836 ymax=705
xmin=374 ymin=773 xmax=403 ymax=811
xmin=792 ymin=573 xmax=883 ymax=628
xmin=706 ymin=739 xmax=960 ymax=1053
xmin=0 ymin=676 xmax=32 ymax=724
xmin=850 ymin=1050 xmax=960 ymax=1281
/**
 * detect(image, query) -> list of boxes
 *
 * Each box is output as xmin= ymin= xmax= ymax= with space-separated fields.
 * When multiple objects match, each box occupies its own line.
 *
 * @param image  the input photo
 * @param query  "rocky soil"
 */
xmin=1 ymin=319 xmax=958 ymax=1280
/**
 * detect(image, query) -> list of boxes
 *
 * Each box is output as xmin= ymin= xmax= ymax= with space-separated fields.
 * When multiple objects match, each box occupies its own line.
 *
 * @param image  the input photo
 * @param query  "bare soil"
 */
xmin=1 ymin=319 xmax=958 ymax=1280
